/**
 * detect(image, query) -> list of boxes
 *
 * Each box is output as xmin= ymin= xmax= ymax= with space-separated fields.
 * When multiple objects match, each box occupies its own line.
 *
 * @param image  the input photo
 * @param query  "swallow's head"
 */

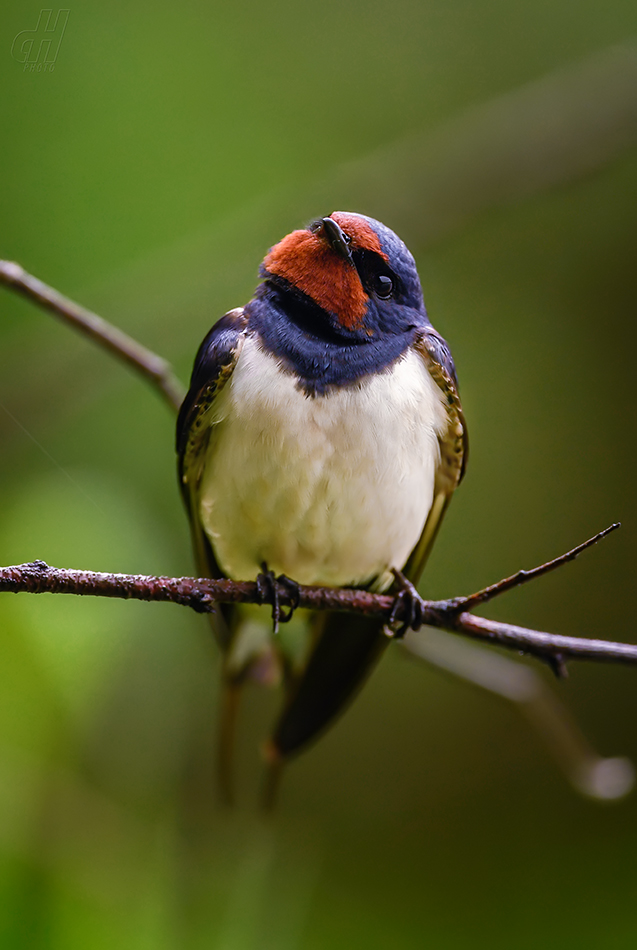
xmin=260 ymin=212 xmax=426 ymax=339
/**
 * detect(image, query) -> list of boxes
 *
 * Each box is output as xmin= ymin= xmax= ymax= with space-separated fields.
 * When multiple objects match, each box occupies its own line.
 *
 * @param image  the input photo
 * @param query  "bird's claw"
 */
xmin=277 ymin=573 xmax=301 ymax=619
xmin=388 ymin=568 xmax=426 ymax=638
xmin=256 ymin=564 xmax=300 ymax=635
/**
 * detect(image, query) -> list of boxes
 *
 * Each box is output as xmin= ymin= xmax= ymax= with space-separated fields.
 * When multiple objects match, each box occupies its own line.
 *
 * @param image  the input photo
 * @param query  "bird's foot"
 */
xmin=276 ymin=573 xmax=301 ymax=621
xmin=388 ymin=568 xmax=427 ymax=639
xmin=256 ymin=564 xmax=300 ymax=635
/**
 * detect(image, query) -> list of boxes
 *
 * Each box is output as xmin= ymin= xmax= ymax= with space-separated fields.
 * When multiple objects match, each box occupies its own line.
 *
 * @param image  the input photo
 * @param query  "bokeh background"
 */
xmin=1 ymin=2 xmax=636 ymax=947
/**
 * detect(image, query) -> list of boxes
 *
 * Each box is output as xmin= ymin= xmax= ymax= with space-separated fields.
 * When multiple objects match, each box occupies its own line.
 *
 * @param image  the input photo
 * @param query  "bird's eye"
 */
xmin=309 ymin=219 xmax=324 ymax=235
xmin=373 ymin=274 xmax=393 ymax=298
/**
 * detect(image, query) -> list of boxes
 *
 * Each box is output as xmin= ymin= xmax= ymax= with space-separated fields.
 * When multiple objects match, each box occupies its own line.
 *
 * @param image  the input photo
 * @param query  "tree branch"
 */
xmin=1 ymin=533 xmax=635 ymax=672
xmin=0 ymin=260 xmax=185 ymax=411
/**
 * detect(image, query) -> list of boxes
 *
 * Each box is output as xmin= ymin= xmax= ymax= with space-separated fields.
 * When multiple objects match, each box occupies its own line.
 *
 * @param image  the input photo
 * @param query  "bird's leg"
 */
xmin=256 ymin=564 xmax=300 ymax=634
xmin=389 ymin=568 xmax=427 ymax=639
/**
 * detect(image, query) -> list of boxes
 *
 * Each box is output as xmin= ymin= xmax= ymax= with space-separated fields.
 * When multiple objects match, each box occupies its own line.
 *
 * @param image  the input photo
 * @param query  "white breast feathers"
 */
xmin=198 ymin=334 xmax=448 ymax=589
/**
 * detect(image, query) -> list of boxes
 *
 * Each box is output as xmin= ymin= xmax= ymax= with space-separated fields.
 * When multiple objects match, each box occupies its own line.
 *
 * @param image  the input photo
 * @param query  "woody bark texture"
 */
xmin=0 ymin=528 xmax=635 ymax=676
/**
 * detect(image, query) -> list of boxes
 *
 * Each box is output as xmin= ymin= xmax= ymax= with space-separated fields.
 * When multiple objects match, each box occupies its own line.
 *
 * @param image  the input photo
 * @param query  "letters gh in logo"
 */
xmin=11 ymin=10 xmax=69 ymax=69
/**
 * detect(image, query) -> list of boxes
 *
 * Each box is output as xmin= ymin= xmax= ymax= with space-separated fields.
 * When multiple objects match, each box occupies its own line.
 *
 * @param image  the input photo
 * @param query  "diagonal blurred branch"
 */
xmin=403 ymin=627 xmax=634 ymax=801
xmin=317 ymin=41 xmax=637 ymax=245
xmin=0 ymin=260 xmax=185 ymax=411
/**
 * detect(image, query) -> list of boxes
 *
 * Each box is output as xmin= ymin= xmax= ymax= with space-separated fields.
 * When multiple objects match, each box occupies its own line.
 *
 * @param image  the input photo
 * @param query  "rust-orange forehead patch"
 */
xmin=262 ymin=228 xmax=369 ymax=330
xmin=329 ymin=212 xmax=388 ymax=261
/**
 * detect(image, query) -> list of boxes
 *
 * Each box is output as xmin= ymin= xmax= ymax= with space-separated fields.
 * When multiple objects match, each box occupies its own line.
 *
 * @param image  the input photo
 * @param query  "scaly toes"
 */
xmin=256 ymin=563 xmax=282 ymax=635
xmin=276 ymin=573 xmax=301 ymax=624
xmin=256 ymin=566 xmax=301 ymax=633
xmin=389 ymin=569 xmax=426 ymax=638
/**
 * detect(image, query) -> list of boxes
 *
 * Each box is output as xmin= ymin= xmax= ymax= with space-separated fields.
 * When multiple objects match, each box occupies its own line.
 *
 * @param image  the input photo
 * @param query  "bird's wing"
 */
xmin=265 ymin=328 xmax=468 ymax=776
xmin=177 ymin=308 xmax=249 ymax=803
xmin=176 ymin=307 xmax=248 ymax=644
xmin=402 ymin=326 xmax=468 ymax=585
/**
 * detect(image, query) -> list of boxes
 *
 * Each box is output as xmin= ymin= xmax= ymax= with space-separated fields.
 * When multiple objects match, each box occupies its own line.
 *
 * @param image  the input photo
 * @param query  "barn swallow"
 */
xmin=176 ymin=212 xmax=467 ymax=801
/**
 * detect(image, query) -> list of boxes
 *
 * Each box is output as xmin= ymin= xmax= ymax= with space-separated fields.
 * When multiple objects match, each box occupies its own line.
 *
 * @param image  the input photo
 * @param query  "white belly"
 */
xmin=198 ymin=335 xmax=447 ymax=588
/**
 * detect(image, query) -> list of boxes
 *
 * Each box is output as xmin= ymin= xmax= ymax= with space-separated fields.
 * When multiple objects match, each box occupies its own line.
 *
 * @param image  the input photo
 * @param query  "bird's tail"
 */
xmin=261 ymin=611 xmax=391 ymax=805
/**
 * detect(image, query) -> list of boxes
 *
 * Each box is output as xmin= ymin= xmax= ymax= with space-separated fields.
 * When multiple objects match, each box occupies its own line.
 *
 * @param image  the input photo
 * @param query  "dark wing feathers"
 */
xmin=177 ymin=308 xmax=247 ymax=639
xmin=401 ymin=328 xmax=467 ymax=584
xmin=177 ymin=309 xmax=254 ymax=802
xmin=269 ymin=611 xmax=390 ymax=762
xmin=177 ymin=308 xmax=248 ymax=488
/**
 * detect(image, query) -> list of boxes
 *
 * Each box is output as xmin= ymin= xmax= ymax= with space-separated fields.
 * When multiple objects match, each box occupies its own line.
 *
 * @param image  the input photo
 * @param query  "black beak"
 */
xmin=320 ymin=217 xmax=354 ymax=264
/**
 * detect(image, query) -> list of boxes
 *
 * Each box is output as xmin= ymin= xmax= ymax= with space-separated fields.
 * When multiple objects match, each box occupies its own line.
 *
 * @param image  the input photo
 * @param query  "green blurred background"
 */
xmin=1 ymin=1 xmax=636 ymax=947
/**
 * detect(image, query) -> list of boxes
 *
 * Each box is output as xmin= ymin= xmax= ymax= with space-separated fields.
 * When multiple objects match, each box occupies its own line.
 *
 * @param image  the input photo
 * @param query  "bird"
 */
xmin=176 ymin=212 xmax=467 ymax=801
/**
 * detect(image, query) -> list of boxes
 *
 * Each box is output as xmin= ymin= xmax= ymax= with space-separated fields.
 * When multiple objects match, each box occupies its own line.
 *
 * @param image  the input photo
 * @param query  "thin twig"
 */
xmin=0 ymin=260 xmax=185 ymax=411
xmin=1 ymin=558 xmax=635 ymax=669
xmin=449 ymin=523 xmax=621 ymax=613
